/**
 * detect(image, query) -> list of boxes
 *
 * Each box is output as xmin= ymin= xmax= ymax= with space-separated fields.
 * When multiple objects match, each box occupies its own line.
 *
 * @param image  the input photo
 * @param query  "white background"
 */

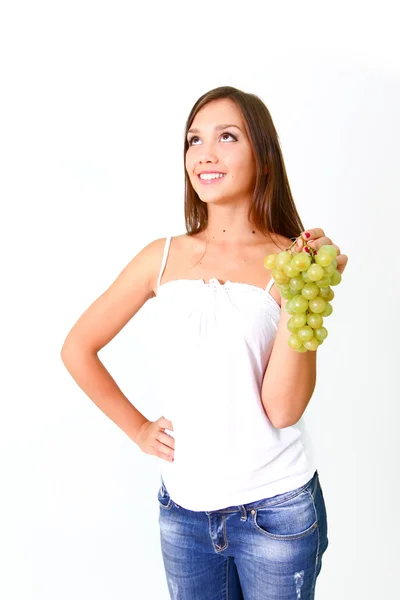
xmin=1 ymin=1 xmax=399 ymax=598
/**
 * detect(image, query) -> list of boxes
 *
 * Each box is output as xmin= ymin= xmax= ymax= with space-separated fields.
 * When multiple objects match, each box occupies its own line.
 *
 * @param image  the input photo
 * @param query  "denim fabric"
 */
xmin=158 ymin=470 xmax=328 ymax=599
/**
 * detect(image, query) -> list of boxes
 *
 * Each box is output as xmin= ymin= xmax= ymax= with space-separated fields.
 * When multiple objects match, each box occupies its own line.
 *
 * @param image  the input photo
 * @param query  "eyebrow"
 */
xmin=187 ymin=124 xmax=243 ymax=135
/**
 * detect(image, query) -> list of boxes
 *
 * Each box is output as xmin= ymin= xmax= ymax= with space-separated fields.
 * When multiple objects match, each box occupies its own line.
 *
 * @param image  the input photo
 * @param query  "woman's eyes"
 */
xmin=187 ymin=132 xmax=237 ymax=146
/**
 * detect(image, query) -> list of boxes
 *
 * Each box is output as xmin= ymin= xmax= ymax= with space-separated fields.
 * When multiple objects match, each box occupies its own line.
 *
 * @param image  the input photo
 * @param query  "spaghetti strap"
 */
xmin=265 ymin=277 xmax=275 ymax=294
xmin=157 ymin=236 xmax=172 ymax=290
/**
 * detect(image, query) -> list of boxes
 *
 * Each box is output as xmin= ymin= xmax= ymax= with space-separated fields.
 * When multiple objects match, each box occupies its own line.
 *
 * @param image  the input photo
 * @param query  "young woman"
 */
xmin=61 ymin=86 xmax=348 ymax=599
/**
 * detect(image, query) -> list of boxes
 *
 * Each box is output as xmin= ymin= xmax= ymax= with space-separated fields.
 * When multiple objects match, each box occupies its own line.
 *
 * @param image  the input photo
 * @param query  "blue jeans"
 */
xmin=158 ymin=470 xmax=328 ymax=599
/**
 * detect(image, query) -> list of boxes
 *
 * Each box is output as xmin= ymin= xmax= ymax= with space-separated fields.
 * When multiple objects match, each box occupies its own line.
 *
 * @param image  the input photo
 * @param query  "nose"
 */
xmin=198 ymin=150 xmax=218 ymax=164
xmin=194 ymin=139 xmax=219 ymax=163
xmin=197 ymin=149 xmax=220 ymax=170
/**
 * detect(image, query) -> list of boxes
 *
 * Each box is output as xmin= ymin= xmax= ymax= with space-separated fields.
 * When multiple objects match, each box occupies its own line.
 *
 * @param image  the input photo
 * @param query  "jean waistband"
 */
xmin=161 ymin=470 xmax=319 ymax=514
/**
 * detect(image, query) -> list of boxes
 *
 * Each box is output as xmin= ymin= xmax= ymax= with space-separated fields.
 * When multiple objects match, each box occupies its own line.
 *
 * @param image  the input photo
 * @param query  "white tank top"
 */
xmin=154 ymin=236 xmax=317 ymax=512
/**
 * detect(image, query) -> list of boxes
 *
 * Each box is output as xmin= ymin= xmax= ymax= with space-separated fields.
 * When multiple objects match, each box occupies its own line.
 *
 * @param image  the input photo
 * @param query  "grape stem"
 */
xmin=286 ymin=236 xmax=316 ymax=257
xmin=287 ymin=238 xmax=300 ymax=251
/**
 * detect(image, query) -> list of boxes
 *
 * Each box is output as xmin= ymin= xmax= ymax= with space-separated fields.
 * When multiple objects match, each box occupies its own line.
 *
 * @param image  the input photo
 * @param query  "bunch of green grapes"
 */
xmin=264 ymin=240 xmax=342 ymax=352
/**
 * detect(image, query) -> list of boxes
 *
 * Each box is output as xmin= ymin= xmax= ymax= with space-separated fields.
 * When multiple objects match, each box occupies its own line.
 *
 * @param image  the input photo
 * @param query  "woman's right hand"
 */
xmin=135 ymin=416 xmax=175 ymax=462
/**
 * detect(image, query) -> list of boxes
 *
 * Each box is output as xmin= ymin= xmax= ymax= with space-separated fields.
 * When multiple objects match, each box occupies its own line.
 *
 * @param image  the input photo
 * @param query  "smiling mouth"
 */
xmin=197 ymin=174 xmax=227 ymax=184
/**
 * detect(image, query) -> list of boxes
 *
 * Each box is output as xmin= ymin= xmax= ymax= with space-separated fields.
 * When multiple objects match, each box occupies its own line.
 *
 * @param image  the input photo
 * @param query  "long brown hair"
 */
xmin=183 ymin=86 xmax=305 ymax=246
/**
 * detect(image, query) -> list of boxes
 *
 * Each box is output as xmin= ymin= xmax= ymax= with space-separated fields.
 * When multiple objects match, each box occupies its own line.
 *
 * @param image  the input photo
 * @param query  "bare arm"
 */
xmin=61 ymin=348 xmax=149 ymax=444
xmin=60 ymin=238 xmax=164 ymax=444
xmin=261 ymin=295 xmax=317 ymax=428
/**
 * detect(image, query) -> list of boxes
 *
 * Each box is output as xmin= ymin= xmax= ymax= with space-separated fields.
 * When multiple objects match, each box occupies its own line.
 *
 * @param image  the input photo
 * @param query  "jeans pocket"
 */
xmin=252 ymin=489 xmax=318 ymax=540
xmin=158 ymin=482 xmax=173 ymax=511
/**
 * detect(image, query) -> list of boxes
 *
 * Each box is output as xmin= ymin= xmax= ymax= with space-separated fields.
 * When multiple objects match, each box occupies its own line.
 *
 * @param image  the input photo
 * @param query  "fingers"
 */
xmin=160 ymin=416 xmax=174 ymax=430
xmin=298 ymin=232 xmax=340 ymax=254
xmin=299 ymin=229 xmax=348 ymax=275
xmin=301 ymin=228 xmax=325 ymax=241
xmin=294 ymin=234 xmax=332 ymax=253
xmin=294 ymin=237 xmax=304 ymax=252
xmin=307 ymin=236 xmax=337 ymax=253
xmin=156 ymin=417 xmax=175 ymax=461
xmin=157 ymin=430 xmax=175 ymax=450
xmin=154 ymin=438 xmax=175 ymax=461
xmin=335 ymin=253 xmax=348 ymax=275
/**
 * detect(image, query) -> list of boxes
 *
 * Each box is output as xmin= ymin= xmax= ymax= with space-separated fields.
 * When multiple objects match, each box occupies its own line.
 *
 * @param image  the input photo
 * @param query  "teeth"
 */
xmin=199 ymin=173 xmax=225 ymax=180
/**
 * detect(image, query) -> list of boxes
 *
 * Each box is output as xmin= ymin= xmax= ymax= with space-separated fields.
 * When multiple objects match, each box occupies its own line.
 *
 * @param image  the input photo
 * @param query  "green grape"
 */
xmin=330 ymin=270 xmax=342 ymax=286
xmin=320 ymin=244 xmax=338 ymax=258
xmin=285 ymin=300 xmax=296 ymax=315
xmin=294 ymin=345 xmax=308 ymax=353
xmin=291 ymin=294 xmax=309 ymax=313
xmin=318 ymin=287 xmax=334 ymax=301
xmin=307 ymin=264 xmax=325 ymax=281
xmin=321 ymin=302 xmax=333 ymax=317
xmin=297 ymin=326 xmax=314 ymax=342
xmin=302 ymin=270 xmax=312 ymax=283
xmin=306 ymin=312 xmax=323 ymax=329
xmin=292 ymin=313 xmax=307 ymax=328
xmin=315 ymin=250 xmax=333 ymax=267
xmin=316 ymin=276 xmax=332 ymax=288
xmin=277 ymin=283 xmax=292 ymax=298
xmin=276 ymin=251 xmax=292 ymax=269
xmin=288 ymin=334 xmax=303 ymax=349
xmin=281 ymin=289 xmax=294 ymax=300
xmin=283 ymin=264 xmax=300 ymax=278
xmin=303 ymin=338 xmax=320 ymax=351
xmin=272 ymin=268 xmax=289 ymax=284
xmin=314 ymin=327 xmax=328 ymax=341
xmin=264 ymin=254 xmax=277 ymax=269
xmin=301 ymin=282 xmax=320 ymax=300
xmin=291 ymin=253 xmax=312 ymax=271
xmin=287 ymin=317 xmax=299 ymax=333
xmin=289 ymin=275 xmax=304 ymax=291
xmin=308 ymin=296 xmax=326 ymax=313
xmin=324 ymin=264 xmax=336 ymax=277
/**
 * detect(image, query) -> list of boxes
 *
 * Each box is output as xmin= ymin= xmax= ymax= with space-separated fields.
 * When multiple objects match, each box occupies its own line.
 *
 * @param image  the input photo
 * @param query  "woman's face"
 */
xmin=185 ymin=98 xmax=257 ymax=205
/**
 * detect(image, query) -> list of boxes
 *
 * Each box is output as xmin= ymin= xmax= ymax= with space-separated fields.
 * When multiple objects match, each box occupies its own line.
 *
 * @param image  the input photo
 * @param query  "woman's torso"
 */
xmin=150 ymin=232 xmax=317 ymax=512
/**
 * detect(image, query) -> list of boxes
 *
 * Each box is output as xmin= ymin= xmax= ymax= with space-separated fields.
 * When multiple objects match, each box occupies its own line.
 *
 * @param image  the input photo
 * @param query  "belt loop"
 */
xmin=239 ymin=505 xmax=248 ymax=521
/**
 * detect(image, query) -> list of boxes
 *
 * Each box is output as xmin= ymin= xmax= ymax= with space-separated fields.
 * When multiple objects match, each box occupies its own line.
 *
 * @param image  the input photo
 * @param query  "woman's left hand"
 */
xmin=293 ymin=228 xmax=348 ymax=275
